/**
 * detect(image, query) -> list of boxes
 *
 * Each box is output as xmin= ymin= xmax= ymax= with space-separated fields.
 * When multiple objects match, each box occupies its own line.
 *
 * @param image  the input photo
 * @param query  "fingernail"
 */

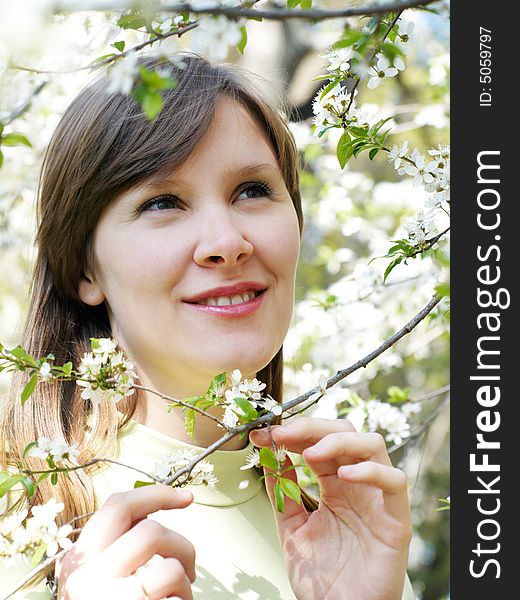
xmin=338 ymin=465 xmax=355 ymax=478
xmin=176 ymin=489 xmax=194 ymax=501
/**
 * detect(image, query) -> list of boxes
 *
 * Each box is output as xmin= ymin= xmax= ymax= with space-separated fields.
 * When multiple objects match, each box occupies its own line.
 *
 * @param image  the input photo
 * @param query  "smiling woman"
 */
xmin=0 ymin=53 xmax=415 ymax=600
xmin=78 ymin=97 xmax=301 ymax=435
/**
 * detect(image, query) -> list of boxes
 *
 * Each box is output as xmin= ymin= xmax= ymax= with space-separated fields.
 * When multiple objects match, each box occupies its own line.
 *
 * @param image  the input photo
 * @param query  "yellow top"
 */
xmin=0 ymin=420 xmax=415 ymax=599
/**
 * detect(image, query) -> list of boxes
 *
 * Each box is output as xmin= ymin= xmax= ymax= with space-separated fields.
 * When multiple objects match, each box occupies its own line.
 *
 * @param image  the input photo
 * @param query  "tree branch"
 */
xmin=163 ymin=293 xmax=442 ymax=485
xmin=58 ymin=0 xmax=441 ymax=20
xmin=1 ymin=82 xmax=48 ymax=126
xmin=388 ymin=391 xmax=449 ymax=454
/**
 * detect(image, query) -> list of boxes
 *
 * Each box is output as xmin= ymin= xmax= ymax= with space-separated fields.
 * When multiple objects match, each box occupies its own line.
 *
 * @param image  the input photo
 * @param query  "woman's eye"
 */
xmin=237 ymin=182 xmax=272 ymax=201
xmin=139 ymin=195 xmax=179 ymax=212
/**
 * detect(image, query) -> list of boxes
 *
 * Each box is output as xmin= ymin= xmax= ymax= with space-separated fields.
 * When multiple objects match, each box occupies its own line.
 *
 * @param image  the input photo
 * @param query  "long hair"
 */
xmin=0 ymin=53 xmax=312 ymax=527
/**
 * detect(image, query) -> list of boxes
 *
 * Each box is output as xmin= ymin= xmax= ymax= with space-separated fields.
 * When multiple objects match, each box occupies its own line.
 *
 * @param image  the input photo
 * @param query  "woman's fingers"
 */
xmin=338 ymin=461 xmax=411 ymax=523
xmin=96 ymin=518 xmax=196 ymax=582
xmin=302 ymin=432 xmax=393 ymax=476
xmin=133 ymin=558 xmax=194 ymax=600
xmin=75 ymin=485 xmax=193 ymax=557
xmin=250 ymin=418 xmax=356 ymax=454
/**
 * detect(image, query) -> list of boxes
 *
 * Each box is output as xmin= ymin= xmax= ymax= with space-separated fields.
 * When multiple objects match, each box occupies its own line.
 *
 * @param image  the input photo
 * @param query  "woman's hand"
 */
xmin=250 ymin=418 xmax=412 ymax=600
xmin=56 ymin=485 xmax=196 ymax=600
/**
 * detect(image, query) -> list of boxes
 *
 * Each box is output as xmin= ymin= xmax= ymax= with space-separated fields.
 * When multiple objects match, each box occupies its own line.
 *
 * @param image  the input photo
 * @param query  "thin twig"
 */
xmin=1 ymin=82 xmax=48 ymax=126
xmin=21 ymin=457 xmax=160 ymax=482
xmin=12 ymin=23 xmax=199 ymax=75
xmin=347 ymin=9 xmax=404 ymax=112
xmin=132 ymin=383 xmax=227 ymax=428
xmin=388 ymin=392 xmax=449 ymax=454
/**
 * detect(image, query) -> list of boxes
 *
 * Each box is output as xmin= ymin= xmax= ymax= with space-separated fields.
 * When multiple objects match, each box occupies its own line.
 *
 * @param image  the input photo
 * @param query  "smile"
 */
xmin=184 ymin=289 xmax=266 ymax=318
xmin=196 ymin=291 xmax=259 ymax=306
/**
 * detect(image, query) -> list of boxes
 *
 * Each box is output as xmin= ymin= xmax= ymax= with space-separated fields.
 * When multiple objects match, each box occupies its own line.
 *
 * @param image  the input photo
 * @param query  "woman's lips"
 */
xmin=183 ymin=289 xmax=266 ymax=318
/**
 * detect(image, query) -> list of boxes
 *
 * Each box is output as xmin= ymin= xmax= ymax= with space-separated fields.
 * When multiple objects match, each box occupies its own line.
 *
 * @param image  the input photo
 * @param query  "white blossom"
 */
xmin=259 ymin=396 xmax=283 ymax=416
xmin=428 ymin=144 xmax=450 ymax=160
xmin=308 ymin=374 xmax=328 ymax=403
xmin=39 ymin=361 xmax=52 ymax=381
xmin=240 ymin=448 xmax=261 ymax=470
xmin=367 ymin=55 xmax=398 ymax=89
xmin=387 ymin=141 xmax=409 ymax=169
xmin=1 ymin=499 xmax=73 ymax=564
xmin=398 ymin=148 xmax=438 ymax=186
xmin=106 ymin=52 xmax=139 ymax=95
xmin=190 ymin=16 xmax=244 ymax=62
xmin=223 ymin=404 xmax=239 ymax=428
xmin=404 ymin=210 xmax=436 ymax=244
xmin=76 ymin=340 xmax=138 ymax=405
xmin=28 ymin=437 xmax=79 ymax=464
xmin=153 ymin=449 xmax=218 ymax=487
xmin=323 ymin=47 xmax=353 ymax=73
xmin=397 ymin=20 xmax=415 ymax=46
xmin=273 ymin=446 xmax=287 ymax=464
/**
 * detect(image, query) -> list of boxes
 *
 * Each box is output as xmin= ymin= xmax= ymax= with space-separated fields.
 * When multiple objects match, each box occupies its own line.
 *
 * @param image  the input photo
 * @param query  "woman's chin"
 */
xmin=203 ymin=350 xmax=275 ymax=380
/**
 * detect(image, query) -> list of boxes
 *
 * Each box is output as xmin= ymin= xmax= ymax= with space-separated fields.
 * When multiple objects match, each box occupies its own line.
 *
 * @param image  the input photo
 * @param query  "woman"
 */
xmin=1 ymin=53 xmax=414 ymax=599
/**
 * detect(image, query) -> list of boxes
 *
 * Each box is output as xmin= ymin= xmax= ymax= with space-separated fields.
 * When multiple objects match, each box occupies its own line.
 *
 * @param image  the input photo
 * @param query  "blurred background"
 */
xmin=0 ymin=1 xmax=450 ymax=597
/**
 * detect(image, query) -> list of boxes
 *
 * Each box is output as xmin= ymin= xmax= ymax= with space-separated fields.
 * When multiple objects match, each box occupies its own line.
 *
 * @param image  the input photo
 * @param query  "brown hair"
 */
xmin=1 ymin=53 xmax=311 ymax=528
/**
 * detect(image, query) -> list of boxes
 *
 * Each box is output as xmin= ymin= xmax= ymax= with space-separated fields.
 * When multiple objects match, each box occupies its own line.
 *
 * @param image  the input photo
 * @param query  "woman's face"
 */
xmin=78 ymin=96 xmax=301 ymax=397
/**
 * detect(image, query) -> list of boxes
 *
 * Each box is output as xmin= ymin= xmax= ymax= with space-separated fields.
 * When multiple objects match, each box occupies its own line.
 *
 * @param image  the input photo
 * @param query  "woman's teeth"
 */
xmin=198 ymin=292 xmax=255 ymax=306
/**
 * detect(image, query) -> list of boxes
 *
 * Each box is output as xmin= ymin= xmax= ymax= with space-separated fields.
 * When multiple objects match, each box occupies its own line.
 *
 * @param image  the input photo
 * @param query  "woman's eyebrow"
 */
xmin=142 ymin=163 xmax=282 ymax=191
xmin=221 ymin=163 xmax=283 ymax=179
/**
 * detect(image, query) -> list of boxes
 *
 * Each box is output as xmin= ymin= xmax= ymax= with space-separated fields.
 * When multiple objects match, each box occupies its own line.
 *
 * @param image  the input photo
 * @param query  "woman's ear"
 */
xmin=77 ymin=271 xmax=105 ymax=306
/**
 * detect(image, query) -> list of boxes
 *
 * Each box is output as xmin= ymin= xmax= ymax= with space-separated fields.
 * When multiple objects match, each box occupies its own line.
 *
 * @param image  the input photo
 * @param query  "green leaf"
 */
xmin=383 ymin=256 xmax=403 ymax=283
xmin=92 ymin=53 xmax=116 ymax=64
xmin=352 ymin=143 xmax=368 ymax=157
xmin=369 ymin=116 xmax=394 ymax=136
xmin=112 ymin=40 xmax=126 ymax=52
xmin=184 ymin=408 xmax=196 ymax=437
xmin=142 ymin=90 xmax=164 ymax=120
xmin=435 ymin=282 xmax=450 ymax=298
xmin=117 ymin=13 xmax=148 ymax=30
xmin=21 ymin=373 xmax=38 ymax=406
xmin=233 ymin=397 xmax=258 ymax=421
xmin=336 ymin=132 xmax=353 ymax=169
xmin=134 ymin=480 xmax=155 ymax=488
xmin=208 ymin=372 xmax=227 ymax=399
xmin=280 ymin=477 xmax=301 ymax=504
xmin=0 ymin=150 xmax=3 ymax=169
xmin=333 ymin=30 xmax=366 ymax=48
xmin=287 ymin=0 xmax=301 ymax=7
xmin=300 ymin=0 xmax=312 ymax=7
xmin=21 ymin=476 xmax=36 ymax=497
xmin=62 ymin=362 xmax=73 ymax=376
xmin=9 ymin=345 xmax=26 ymax=359
xmin=237 ymin=25 xmax=247 ymax=54
xmin=22 ymin=441 xmax=38 ymax=459
xmin=319 ymin=79 xmax=340 ymax=100
xmin=0 ymin=474 xmax=24 ymax=498
xmin=369 ymin=147 xmax=380 ymax=160
xmin=31 ymin=544 xmax=47 ymax=567
xmin=51 ymin=472 xmax=58 ymax=485
xmin=274 ymin=481 xmax=285 ymax=512
xmin=348 ymin=126 xmax=368 ymax=137
xmin=387 ymin=385 xmax=409 ymax=403
xmin=1 ymin=132 xmax=32 ymax=148
xmin=259 ymin=448 xmax=278 ymax=472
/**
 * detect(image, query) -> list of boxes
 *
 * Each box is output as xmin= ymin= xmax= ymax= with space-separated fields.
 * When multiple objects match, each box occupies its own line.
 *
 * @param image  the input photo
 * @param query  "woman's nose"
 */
xmin=193 ymin=212 xmax=254 ymax=268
